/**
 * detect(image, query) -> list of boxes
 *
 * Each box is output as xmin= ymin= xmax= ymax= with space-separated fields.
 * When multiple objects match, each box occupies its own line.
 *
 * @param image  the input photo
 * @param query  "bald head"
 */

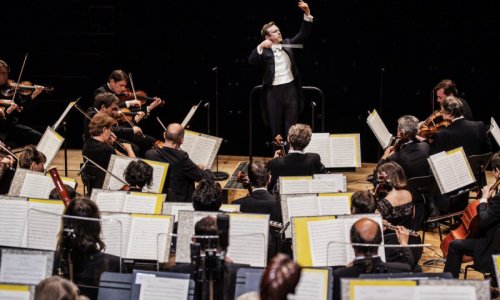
xmin=350 ymin=218 xmax=382 ymax=256
xmin=164 ymin=123 xmax=184 ymax=146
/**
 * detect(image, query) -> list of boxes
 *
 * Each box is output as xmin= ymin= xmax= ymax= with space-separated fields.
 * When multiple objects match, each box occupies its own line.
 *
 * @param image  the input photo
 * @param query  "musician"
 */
xmin=332 ymin=218 xmax=411 ymax=300
xmin=248 ymin=1 xmax=313 ymax=140
xmin=431 ymin=96 xmax=491 ymax=213
xmin=268 ymin=123 xmax=325 ymax=193
xmin=350 ymin=190 xmax=377 ymax=214
xmin=35 ymin=276 xmax=86 ymax=300
xmin=378 ymin=115 xmax=430 ymax=179
xmin=232 ymin=160 xmax=282 ymax=223
xmin=86 ymin=92 xmax=155 ymax=157
xmin=18 ymin=144 xmax=46 ymax=172
xmin=54 ymin=197 xmax=120 ymax=299
xmin=259 ymin=254 xmax=302 ymax=300
xmin=192 ymin=178 xmax=223 ymax=212
xmin=123 ymin=159 xmax=153 ymax=192
xmin=145 ymin=123 xmax=213 ymax=202
xmin=0 ymin=59 xmax=43 ymax=149
xmin=433 ymin=79 xmax=473 ymax=121
xmin=444 ymin=152 xmax=500 ymax=278
xmin=0 ymin=155 xmax=15 ymax=194
xmin=82 ymin=112 xmax=135 ymax=191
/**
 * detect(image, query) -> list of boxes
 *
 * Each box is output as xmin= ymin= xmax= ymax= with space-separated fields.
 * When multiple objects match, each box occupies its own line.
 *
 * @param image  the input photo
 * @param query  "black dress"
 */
xmin=82 ymin=138 xmax=116 ymax=191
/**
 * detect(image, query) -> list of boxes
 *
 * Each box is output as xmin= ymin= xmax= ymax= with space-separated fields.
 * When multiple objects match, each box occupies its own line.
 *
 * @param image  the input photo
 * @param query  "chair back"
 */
xmin=407 ymin=175 xmax=437 ymax=231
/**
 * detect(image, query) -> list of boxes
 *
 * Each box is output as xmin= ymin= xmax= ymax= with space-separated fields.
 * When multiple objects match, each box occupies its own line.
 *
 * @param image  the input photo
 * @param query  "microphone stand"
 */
xmin=211 ymin=66 xmax=228 ymax=181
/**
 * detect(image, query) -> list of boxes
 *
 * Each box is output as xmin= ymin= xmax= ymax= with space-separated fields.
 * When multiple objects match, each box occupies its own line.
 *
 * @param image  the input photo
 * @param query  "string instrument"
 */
xmin=1 ymin=79 xmax=54 ymax=97
xmin=417 ymin=110 xmax=451 ymax=139
xmin=47 ymin=167 xmax=72 ymax=207
xmin=118 ymin=90 xmax=164 ymax=106
xmin=236 ymin=170 xmax=252 ymax=196
xmin=372 ymin=172 xmax=393 ymax=199
xmin=440 ymin=178 xmax=500 ymax=258
xmin=116 ymin=107 xmax=143 ymax=124
xmin=273 ymin=134 xmax=287 ymax=157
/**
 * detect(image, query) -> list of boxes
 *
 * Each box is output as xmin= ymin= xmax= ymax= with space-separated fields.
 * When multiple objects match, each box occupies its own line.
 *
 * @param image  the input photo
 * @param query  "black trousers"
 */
xmin=443 ymin=238 xmax=475 ymax=278
xmin=5 ymin=123 xmax=42 ymax=149
xmin=265 ymin=81 xmax=298 ymax=140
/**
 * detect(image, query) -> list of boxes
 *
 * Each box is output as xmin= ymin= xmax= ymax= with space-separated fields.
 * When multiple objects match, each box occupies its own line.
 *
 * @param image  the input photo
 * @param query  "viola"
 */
xmin=273 ymin=134 xmax=287 ymax=157
xmin=417 ymin=110 xmax=451 ymax=139
xmin=116 ymin=107 xmax=144 ymax=124
xmin=236 ymin=170 xmax=252 ymax=196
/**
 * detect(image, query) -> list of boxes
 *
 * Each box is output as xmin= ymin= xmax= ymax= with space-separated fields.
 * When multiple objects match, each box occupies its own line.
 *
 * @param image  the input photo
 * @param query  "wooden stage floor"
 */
xmin=52 ymin=149 xmax=495 ymax=280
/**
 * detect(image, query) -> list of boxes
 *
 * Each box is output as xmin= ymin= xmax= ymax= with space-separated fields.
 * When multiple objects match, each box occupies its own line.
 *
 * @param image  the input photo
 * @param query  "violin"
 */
xmin=116 ymin=107 xmax=144 ymax=124
xmin=417 ymin=110 xmax=451 ymax=139
xmin=118 ymin=89 xmax=165 ymax=106
xmin=236 ymin=170 xmax=252 ymax=196
xmin=1 ymin=79 xmax=54 ymax=97
xmin=273 ymin=134 xmax=287 ymax=157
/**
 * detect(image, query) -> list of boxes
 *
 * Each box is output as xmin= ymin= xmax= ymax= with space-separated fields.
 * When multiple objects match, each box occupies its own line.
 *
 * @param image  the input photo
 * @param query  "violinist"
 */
xmin=0 ymin=59 xmax=43 ymax=149
xmin=433 ymin=79 xmax=473 ymax=121
xmin=443 ymin=151 xmax=500 ymax=278
xmin=267 ymin=123 xmax=325 ymax=193
xmin=18 ymin=144 xmax=46 ymax=172
xmin=378 ymin=115 xmax=430 ymax=179
xmin=83 ymin=112 xmax=135 ymax=191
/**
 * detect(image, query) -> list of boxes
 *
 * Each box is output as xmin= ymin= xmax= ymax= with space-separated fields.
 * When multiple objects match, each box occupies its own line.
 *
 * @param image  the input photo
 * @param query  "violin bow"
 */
xmin=10 ymin=53 xmax=29 ymax=105
xmin=128 ymin=72 xmax=139 ymax=104
xmin=156 ymin=116 xmax=167 ymax=131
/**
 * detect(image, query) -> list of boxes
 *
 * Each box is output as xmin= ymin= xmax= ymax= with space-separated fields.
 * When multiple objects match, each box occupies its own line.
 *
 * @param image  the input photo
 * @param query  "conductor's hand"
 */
xmin=298 ymin=1 xmax=311 ymax=16
xmin=259 ymin=39 xmax=273 ymax=49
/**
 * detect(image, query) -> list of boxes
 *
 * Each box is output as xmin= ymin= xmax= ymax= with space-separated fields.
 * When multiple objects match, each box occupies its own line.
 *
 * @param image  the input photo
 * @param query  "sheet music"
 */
xmin=313 ymin=173 xmax=346 ymax=192
xmin=142 ymin=160 xmax=168 ymax=194
xmin=290 ymin=269 xmax=329 ymax=300
xmin=181 ymin=100 xmax=202 ymax=128
xmin=287 ymin=195 xmax=319 ymax=217
xmin=491 ymin=117 xmax=500 ymax=147
xmin=318 ymin=194 xmax=351 ymax=216
xmin=280 ymin=178 xmax=312 ymax=194
xmin=414 ymin=286 xmax=475 ymax=300
xmin=126 ymin=215 xmax=170 ymax=261
xmin=101 ymin=213 xmax=131 ymax=257
xmin=353 ymin=285 xmax=416 ymax=300
xmin=428 ymin=149 xmax=473 ymax=194
xmin=227 ymin=214 xmax=269 ymax=267
xmin=0 ymin=252 xmax=48 ymax=285
xmin=123 ymin=193 xmax=162 ymax=214
xmin=139 ymin=276 xmax=190 ymax=300
xmin=308 ymin=219 xmax=345 ymax=266
xmin=330 ymin=134 xmax=361 ymax=168
xmin=19 ymin=174 xmax=51 ymax=199
xmin=36 ymin=127 xmax=64 ymax=170
xmin=95 ymin=191 xmax=125 ymax=212
xmin=180 ymin=131 xmax=222 ymax=168
xmin=53 ymin=99 xmax=78 ymax=130
xmin=305 ymin=133 xmax=332 ymax=167
xmin=170 ymin=204 xmax=194 ymax=222
xmin=26 ymin=200 xmax=64 ymax=250
xmin=220 ymin=204 xmax=240 ymax=213
xmin=367 ymin=109 xmax=393 ymax=149
xmin=0 ymin=286 xmax=31 ymax=300
xmin=448 ymin=149 xmax=475 ymax=187
xmin=0 ymin=199 xmax=28 ymax=247
xmin=107 ymin=155 xmax=131 ymax=190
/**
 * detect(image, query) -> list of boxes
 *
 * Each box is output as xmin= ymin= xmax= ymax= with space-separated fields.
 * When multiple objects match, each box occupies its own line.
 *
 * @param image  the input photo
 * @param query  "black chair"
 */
xmin=467 ymin=152 xmax=493 ymax=195
xmin=80 ymin=162 xmax=103 ymax=197
xmin=463 ymin=227 xmax=500 ymax=280
xmin=406 ymin=174 xmax=437 ymax=233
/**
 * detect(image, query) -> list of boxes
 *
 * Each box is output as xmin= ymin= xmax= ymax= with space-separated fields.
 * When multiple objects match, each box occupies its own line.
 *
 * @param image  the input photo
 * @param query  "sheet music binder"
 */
xmin=129 ymin=270 xmax=194 ymax=300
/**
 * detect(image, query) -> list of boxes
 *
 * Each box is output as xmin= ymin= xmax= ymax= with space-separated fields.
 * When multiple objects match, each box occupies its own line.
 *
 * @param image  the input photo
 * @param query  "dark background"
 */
xmin=3 ymin=0 xmax=500 ymax=162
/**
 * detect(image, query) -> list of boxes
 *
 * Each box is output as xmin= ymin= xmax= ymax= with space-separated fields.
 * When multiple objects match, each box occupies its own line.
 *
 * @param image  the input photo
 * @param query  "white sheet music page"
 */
xmin=227 ymin=213 xmax=269 ymax=267
xmin=428 ymin=149 xmax=469 ymax=194
xmin=123 ymin=193 xmax=161 ymax=214
xmin=0 ymin=252 xmax=48 ymax=285
xmin=126 ymin=215 xmax=170 ymax=261
xmin=330 ymin=134 xmax=361 ymax=168
xmin=0 ymin=199 xmax=28 ymax=247
xmin=305 ymin=133 xmax=332 ymax=167
xmin=367 ymin=109 xmax=393 ymax=149
xmin=181 ymin=100 xmax=201 ymax=128
xmin=308 ymin=219 xmax=346 ymax=266
xmin=52 ymin=100 xmax=78 ymax=131
xmin=491 ymin=117 xmax=500 ymax=147
xmin=353 ymin=285 xmax=416 ymax=300
xmin=317 ymin=193 xmax=351 ymax=216
xmin=101 ymin=213 xmax=131 ymax=257
xmin=448 ymin=148 xmax=475 ymax=188
xmin=107 ymin=155 xmax=131 ymax=190
xmin=289 ymin=268 xmax=329 ymax=300
xmin=170 ymin=204 xmax=194 ymax=222
xmin=26 ymin=200 xmax=64 ymax=250
xmin=19 ymin=174 xmax=51 ymax=199
xmin=139 ymin=276 xmax=190 ymax=300
xmin=287 ymin=195 xmax=319 ymax=218
xmin=0 ymin=286 xmax=31 ymax=300
xmin=414 ymin=285 xmax=475 ymax=300
xmin=94 ymin=191 xmax=125 ymax=212
xmin=313 ymin=173 xmax=346 ymax=192
xmin=37 ymin=127 xmax=64 ymax=170
xmin=142 ymin=160 xmax=168 ymax=194
xmin=188 ymin=135 xmax=217 ymax=167
xmin=279 ymin=177 xmax=312 ymax=194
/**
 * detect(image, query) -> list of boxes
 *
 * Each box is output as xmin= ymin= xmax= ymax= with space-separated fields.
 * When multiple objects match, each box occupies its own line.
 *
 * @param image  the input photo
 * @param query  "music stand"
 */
xmin=212 ymin=67 xmax=229 ymax=181
xmin=98 ymin=272 xmax=133 ymax=300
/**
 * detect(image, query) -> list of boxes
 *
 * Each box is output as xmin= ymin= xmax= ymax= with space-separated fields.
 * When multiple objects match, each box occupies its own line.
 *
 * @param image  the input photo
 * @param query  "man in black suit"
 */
xmin=145 ymin=123 xmax=212 ymax=202
xmin=379 ymin=115 xmax=430 ymax=179
xmin=332 ymin=218 xmax=411 ymax=300
xmin=444 ymin=152 xmax=500 ymax=278
xmin=249 ymin=1 xmax=313 ymax=140
xmin=268 ymin=123 xmax=325 ymax=193
xmin=233 ymin=160 xmax=282 ymax=223
xmin=433 ymin=79 xmax=473 ymax=121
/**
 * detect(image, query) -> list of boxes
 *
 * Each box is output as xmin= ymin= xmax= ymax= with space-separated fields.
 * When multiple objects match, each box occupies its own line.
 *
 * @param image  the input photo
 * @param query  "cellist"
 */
xmin=443 ymin=151 xmax=500 ymax=278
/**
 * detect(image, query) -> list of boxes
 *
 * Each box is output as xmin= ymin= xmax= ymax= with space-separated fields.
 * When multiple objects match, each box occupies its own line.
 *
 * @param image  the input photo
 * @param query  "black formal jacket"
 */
xmin=248 ymin=19 xmax=312 ymax=125
xmin=472 ymin=195 xmax=500 ymax=273
xmin=145 ymin=146 xmax=211 ymax=202
xmin=232 ymin=189 xmax=282 ymax=223
xmin=95 ymin=84 xmax=127 ymax=108
xmin=459 ymin=97 xmax=474 ymax=121
xmin=332 ymin=257 xmax=411 ymax=300
xmin=431 ymin=118 xmax=491 ymax=156
xmin=84 ymin=107 xmax=135 ymax=142
xmin=268 ymin=152 xmax=325 ymax=193
xmin=82 ymin=138 xmax=116 ymax=190
xmin=379 ymin=139 xmax=430 ymax=179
